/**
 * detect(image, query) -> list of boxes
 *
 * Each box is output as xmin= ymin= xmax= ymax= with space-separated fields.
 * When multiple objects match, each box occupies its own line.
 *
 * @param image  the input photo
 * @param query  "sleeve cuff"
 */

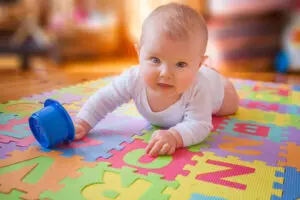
xmin=76 ymin=109 xmax=100 ymax=128
xmin=170 ymin=125 xmax=195 ymax=147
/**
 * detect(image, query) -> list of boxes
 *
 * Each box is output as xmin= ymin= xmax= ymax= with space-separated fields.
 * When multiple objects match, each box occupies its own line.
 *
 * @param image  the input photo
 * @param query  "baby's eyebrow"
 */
xmin=176 ymin=59 xmax=189 ymax=63
xmin=147 ymin=51 xmax=161 ymax=56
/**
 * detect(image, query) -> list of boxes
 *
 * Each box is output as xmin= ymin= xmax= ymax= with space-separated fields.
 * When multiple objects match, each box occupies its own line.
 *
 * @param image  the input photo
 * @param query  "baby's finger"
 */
xmin=145 ymin=138 xmax=158 ymax=154
xmin=167 ymin=146 xmax=176 ymax=155
xmin=149 ymin=141 xmax=164 ymax=156
xmin=159 ymin=143 xmax=170 ymax=155
xmin=74 ymin=131 xmax=84 ymax=140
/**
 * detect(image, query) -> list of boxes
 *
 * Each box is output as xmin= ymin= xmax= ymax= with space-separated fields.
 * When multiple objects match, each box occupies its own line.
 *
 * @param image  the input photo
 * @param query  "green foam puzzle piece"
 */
xmin=133 ymin=125 xmax=160 ymax=143
xmin=0 ymin=100 xmax=43 ymax=117
xmin=0 ymin=190 xmax=24 ymax=199
xmin=289 ymin=114 xmax=300 ymax=128
xmin=40 ymin=162 xmax=179 ymax=200
xmin=102 ymin=190 xmax=120 ymax=199
xmin=0 ymin=156 xmax=54 ymax=184
xmin=187 ymin=132 xmax=217 ymax=152
xmin=247 ymin=92 xmax=291 ymax=104
xmin=40 ymin=163 xmax=108 ymax=200
xmin=123 ymin=149 xmax=172 ymax=169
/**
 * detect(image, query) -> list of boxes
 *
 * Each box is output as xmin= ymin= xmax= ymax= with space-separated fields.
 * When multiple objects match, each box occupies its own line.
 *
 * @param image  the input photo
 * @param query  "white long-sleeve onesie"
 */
xmin=77 ymin=65 xmax=226 ymax=147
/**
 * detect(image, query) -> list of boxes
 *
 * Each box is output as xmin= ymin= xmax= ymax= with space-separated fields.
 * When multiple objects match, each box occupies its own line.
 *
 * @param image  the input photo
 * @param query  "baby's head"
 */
xmin=137 ymin=3 xmax=208 ymax=99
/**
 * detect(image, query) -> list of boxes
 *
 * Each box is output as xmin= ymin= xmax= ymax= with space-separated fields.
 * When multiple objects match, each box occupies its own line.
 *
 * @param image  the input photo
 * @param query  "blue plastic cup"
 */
xmin=29 ymin=98 xmax=75 ymax=148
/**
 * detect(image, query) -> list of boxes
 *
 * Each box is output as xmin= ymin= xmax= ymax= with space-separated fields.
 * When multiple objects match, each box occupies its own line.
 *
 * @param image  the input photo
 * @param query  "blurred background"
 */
xmin=0 ymin=0 xmax=299 ymax=102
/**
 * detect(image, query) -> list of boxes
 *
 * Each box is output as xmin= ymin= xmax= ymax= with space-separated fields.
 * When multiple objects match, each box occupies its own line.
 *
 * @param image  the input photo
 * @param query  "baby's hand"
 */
xmin=145 ymin=129 xmax=183 ymax=156
xmin=73 ymin=118 xmax=91 ymax=140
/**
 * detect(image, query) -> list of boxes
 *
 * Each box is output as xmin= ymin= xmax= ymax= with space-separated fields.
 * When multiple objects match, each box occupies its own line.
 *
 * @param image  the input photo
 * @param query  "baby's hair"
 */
xmin=140 ymin=3 xmax=208 ymax=54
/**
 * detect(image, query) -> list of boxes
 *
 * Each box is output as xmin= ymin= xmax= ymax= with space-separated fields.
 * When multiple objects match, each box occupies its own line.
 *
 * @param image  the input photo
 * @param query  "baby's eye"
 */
xmin=151 ymin=57 xmax=161 ymax=64
xmin=176 ymin=62 xmax=187 ymax=68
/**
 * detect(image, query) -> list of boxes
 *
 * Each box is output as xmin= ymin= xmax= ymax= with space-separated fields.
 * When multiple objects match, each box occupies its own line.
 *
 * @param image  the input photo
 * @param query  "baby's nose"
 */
xmin=160 ymin=65 xmax=172 ymax=78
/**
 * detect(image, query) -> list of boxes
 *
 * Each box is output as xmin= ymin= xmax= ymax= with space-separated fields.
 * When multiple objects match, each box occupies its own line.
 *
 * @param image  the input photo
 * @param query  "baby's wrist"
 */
xmin=168 ymin=129 xmax=184 ymax=148
xmin=74 ymin=118 xmax=91 ymax=133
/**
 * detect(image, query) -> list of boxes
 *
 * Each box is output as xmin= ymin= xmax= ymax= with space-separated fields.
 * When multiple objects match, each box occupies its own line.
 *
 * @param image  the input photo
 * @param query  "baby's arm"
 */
xmin=170 ymin=88 xmax=213 ymax=147
xmin=146 ymin=87 xmax=213 ymax=156
xmin=74 ymin=67 xmax=137 ymax=139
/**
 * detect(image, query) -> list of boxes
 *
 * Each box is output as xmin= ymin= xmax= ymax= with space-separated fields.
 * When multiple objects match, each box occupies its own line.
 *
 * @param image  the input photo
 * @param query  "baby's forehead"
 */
xmin=142 ymin=20 xmax=207 ymax=51
xmin=145 ymin=11 xmax=204 ymax=36
xmin=141 ymin=32 xmax=206 ymax=62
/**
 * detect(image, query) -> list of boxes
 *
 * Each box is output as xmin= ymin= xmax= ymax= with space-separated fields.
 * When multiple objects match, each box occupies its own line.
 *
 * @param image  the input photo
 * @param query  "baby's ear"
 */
xmin=134 ymin=44 xmax=140 ymax=56
xmin=199 ymin=55 xmax=210 ymax=68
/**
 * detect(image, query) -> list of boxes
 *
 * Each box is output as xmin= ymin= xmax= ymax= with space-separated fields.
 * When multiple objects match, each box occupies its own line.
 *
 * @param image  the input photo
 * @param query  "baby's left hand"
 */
xmin=145 ymin=130 xmax=182 ymax=156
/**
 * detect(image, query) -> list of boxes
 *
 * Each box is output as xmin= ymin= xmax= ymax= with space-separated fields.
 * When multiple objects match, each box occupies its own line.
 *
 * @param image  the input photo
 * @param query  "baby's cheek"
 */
xmin=179 ymin=73 xmax=196 ymax=89
xmin=143 ymin=69 xmax=158 ymax=86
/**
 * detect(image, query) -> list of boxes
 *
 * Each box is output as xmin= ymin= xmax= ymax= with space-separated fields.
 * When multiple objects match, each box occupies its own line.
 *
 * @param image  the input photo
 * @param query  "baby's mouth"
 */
xmin=157 ymin=83 xmax=173 ymax=89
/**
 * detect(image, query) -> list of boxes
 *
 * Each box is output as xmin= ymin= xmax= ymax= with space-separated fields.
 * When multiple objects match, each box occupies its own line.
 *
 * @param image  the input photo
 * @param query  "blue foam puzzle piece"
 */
xmin=0 ymin=113 xmax=20 ymax=125
xmin=272 ymin=167 xmax=300 ymax=200
xmin=190 ymin=193 xmax=226 ymax=200
xmin=40 ymin=133 xmax=134 ymax=161
xmin=0 ymin=122 xmax=31 ymax=139
xmin=292 ymin=85 xmax=300 ymax=92
xmin=217 ymin=118 xmax=289 ymax=143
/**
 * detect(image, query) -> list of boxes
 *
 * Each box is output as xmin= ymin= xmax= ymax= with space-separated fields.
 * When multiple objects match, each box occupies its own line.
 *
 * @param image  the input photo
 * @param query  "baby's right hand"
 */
xmin=73 ymin=118 xmax=91 ymax=140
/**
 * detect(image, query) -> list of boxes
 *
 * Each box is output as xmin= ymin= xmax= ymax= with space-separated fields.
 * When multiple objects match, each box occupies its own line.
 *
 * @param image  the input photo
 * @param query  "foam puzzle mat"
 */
xmin=0 ymin=76 xmax=300 ymax=200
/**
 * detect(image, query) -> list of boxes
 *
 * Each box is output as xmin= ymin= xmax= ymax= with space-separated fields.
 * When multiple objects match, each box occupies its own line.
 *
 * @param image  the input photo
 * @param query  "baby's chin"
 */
xmin=155 ymin=86 xmax=182 ymax=98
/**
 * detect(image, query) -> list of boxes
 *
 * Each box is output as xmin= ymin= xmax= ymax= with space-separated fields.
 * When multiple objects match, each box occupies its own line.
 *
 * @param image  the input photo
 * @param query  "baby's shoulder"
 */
xmin=122 ymin=65 xmax=140 ymax=77
xmin=195 ymin=71 xmax=211 ymax=87
xmin=119 ymin=65 xmax=141 ymax=83
xmin=120 ymin=65 xmax=144 ymax=94
xmin=191 ymin=71 xmax=211 ymax=90
xmin=182 ymin=73 xmax=210 ymax=101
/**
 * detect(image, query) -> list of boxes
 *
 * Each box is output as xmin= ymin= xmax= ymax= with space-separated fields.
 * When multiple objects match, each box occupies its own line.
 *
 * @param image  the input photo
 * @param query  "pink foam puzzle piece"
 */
xmin=252 ymin=85 xmax=290 ymax=96
xmin=212 ymin=116 xmax=230 ymax=132
xmin=56 ymin=136 xmax=103 ymax=149
xmin=0 ymin=135 xmax=35 ymax=147
xmin=97 ymin=139 xmax=203 ymax=180
xmin=239 ymin=99 xmax=281 ymax=112
xmin=0 ymin=117 xmax=31 ymax=139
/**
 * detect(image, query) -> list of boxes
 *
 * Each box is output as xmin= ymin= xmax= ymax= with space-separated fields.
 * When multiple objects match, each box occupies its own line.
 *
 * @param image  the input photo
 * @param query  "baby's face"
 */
xmin=139 ymin=30 xmax=206 ymax=99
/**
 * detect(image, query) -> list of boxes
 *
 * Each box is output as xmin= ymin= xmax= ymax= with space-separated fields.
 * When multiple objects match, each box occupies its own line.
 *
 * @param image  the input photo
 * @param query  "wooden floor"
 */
xmin=0 ymin=56 xmax=300 ymax=103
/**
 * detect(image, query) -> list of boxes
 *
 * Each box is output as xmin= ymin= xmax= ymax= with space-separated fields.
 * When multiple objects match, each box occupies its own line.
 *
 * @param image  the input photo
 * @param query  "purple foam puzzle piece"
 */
xmin=40 ymin=132 xmax=134 ymax=161
xmin=0 ymin=142 xmax=27 ymax=159
xmin=286 ymin=127 xmax=300 ymax=145
xmin=260 ymin=82 xmax=285 ymax=88
xmin=23 ymin=91 xmax=85 ymax=104
xmin=54 ymin=93 xmax=85 ymax=104
xmin=230 ymin=78 xmax=256 ymax=87
xmin=201 ymin=131 xmax=283 ymax=166
xmin=239 ymin=99 xmax=250 ymax=107
xmin=23 ymin=91 xmax=58 ymax=101
xmin=90 ymin=113 xmax=149 ymax=137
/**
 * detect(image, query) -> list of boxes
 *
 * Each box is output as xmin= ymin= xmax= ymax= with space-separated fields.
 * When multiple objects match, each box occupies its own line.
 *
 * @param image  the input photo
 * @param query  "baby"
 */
xmin=74 ymin=3 xmax=240 ymax=157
